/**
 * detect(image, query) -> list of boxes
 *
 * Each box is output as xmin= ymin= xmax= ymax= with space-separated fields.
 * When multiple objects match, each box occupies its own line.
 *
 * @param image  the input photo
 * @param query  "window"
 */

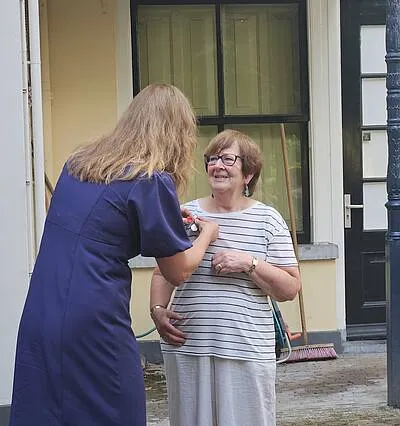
xmin=131 ymin=0 xmax=309 ymax=241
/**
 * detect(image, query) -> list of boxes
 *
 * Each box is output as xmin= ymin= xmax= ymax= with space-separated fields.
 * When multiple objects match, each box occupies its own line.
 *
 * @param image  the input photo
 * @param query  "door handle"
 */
xmin=347 ymin=204 xmax=364 ymax=209
xmin=344 ymin=194 xmax=364 ymax=228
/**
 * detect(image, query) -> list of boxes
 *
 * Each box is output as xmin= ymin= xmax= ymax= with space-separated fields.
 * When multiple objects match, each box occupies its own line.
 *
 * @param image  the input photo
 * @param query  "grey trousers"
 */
xmin=163 ymin=353 xmax=276 ymax=426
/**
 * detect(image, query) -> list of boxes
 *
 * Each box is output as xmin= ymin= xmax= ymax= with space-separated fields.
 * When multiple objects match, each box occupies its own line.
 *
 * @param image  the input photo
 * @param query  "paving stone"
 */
xmin=144 ymin=346 xmax=400 ymax=425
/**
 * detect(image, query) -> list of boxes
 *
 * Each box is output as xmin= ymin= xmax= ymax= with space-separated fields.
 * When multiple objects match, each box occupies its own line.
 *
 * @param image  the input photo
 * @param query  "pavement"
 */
xmin=144 ymin=340 xmax=400 ymax=425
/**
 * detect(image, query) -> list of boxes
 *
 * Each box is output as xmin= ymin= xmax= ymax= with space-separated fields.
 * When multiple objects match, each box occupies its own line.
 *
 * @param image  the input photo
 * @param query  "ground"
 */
xmin=144 ymin=349 xmax=400 ymax=425
xmin=275 ymin=353 xmax=400 ymax=425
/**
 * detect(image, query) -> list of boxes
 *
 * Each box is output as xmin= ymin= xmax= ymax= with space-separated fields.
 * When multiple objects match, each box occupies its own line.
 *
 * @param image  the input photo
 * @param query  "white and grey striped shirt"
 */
xmin=161 ymin=200 xmax=297 ymax=362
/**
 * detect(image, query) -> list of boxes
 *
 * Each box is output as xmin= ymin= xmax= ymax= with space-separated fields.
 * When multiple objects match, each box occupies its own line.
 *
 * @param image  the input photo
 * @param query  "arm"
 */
xmin=150 ymin=268 xmax=187 ymax=346
xmin=156 ymin=217 xmax=218 ymax=286
xmin=150 ymin=267 xmax=175 ymax=310
xmin=129 ymin=173 xmax=217 ymax=286
xmin=211 ymin=250 xmax=300 ymax=302
xmin=245 ymin=258 xmax=300 ymax=301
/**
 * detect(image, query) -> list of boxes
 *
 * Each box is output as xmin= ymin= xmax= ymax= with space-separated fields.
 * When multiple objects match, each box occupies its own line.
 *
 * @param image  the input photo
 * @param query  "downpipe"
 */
xmin=26 ymin=0 xmax=46 ymax=254
xmin=20 ymin=0 xmax=36 ymax=272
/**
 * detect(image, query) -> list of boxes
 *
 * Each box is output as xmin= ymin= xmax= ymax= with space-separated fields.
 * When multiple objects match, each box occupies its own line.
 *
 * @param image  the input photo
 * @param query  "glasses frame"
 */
xmin=204 ymin=153 xmax=244 ymax=167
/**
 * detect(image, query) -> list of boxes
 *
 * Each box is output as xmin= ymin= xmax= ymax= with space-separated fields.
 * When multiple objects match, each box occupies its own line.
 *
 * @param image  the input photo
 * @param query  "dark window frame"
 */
xmin=130 ymin=0 xmax=310 ymax=243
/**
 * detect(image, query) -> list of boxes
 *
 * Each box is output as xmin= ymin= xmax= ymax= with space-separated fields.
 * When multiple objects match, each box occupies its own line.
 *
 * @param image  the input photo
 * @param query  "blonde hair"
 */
xmin=204 ymin=129 xmax=263 ymax=196
xmin=67 ymin=83 xmax=197 ymax=194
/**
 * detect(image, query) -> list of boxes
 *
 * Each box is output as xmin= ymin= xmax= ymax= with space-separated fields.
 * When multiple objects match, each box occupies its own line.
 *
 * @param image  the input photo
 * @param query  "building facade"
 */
xmin=0 ymin=0 xmax=389 ymax=421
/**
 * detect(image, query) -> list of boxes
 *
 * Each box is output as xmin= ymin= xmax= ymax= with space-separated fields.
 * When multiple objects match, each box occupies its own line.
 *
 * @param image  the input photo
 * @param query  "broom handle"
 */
xmin=279 ymin=124 xmax=308 ymax=345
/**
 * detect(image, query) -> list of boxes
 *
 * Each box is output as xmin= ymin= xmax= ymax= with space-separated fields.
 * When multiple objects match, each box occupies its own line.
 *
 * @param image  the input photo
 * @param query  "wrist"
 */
xmin=247 ymin=257 xmax=259 ymax=274
xmin=150 ymin=304 xmax=166 ymax=316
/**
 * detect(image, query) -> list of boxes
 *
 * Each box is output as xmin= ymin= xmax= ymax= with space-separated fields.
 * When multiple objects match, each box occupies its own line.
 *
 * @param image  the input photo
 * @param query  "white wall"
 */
xmin=0 ymin=1 xmax=32 ymax=405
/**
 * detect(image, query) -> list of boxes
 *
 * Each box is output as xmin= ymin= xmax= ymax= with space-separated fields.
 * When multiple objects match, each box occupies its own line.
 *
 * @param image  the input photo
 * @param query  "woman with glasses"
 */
xmin=150 ymin=129 xmax=301 ymax=426
xmin=9 ymin=84 xmax=219 ymax=426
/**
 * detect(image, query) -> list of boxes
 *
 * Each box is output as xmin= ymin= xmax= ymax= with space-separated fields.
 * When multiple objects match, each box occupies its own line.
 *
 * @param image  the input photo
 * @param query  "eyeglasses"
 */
xmin=204 ymin=154 xmax=243 ymax=167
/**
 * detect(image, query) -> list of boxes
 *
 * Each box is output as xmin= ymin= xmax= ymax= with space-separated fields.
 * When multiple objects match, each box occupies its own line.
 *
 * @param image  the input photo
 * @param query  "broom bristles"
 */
xmin=281 ymin=343 xmax=337 ymax=363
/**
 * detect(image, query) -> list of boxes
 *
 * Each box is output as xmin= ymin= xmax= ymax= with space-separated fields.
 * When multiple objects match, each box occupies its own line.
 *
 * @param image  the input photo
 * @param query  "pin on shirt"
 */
xmin=183 ymin=215 xmax=198 ymax=232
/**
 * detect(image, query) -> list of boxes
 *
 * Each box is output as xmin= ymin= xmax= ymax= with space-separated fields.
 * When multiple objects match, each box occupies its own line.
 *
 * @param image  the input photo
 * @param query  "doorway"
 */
xmin=341 ymin=0 xmax=387 ymax=339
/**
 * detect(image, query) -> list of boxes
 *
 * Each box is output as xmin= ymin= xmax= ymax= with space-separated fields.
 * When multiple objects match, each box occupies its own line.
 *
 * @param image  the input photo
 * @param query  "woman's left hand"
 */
xmin=212 ymin=249 xmax=252 ymax=275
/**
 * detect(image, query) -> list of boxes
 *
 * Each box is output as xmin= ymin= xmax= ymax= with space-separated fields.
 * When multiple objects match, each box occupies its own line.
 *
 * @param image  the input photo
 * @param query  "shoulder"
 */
xmin=144 ymin=171 xmax=175 ymax=187
xmin=130 ymin=171 xmax=176 ymax=191
xmin=254 ymin=202 xmax=287 ymax=229
xmin=181 ymin=199 xmax=200 ymax=215
xmin=126 ymin=171 xmax=180 ymax=207
xmin=153 ymin=171 xmax=174 ymax=184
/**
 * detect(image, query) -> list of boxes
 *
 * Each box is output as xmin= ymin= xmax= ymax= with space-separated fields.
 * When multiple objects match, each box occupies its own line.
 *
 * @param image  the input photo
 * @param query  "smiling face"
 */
xmin=207 ymin=142 xmax=253 ymax=197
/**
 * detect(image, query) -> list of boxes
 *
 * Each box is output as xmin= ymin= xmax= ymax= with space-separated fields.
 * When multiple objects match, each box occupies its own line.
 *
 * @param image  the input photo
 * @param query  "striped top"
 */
xmin=161 ymin=199 xmax=297 ymax=362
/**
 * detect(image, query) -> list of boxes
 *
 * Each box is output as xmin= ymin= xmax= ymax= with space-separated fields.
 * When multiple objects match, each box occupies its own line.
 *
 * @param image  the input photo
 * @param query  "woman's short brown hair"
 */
xmin=204 ymin=129 xmax=263 ymax=196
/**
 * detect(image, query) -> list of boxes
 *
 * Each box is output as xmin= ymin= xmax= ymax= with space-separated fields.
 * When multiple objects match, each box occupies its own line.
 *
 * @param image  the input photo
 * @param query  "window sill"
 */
xmin=128 ymin=242 xmax=338 ymax=269
xmin=297 ymin=242 xmax=338 ymax=261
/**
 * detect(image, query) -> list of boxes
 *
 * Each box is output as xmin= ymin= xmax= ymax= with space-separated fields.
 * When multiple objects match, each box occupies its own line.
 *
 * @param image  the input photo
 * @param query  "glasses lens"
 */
xmin=221 ymin=154 xmax=236 ymax=166
xmin=207 ymin=155 xmax=219 ymax=165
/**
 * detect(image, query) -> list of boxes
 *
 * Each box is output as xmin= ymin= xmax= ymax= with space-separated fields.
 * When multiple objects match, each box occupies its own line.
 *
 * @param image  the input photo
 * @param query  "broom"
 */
xmin=279 ymin=123 xmax=337 ymax=362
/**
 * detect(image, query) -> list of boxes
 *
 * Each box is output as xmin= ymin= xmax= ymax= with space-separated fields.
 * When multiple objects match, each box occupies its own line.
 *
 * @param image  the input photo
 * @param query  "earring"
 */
xmin=244 ymin=184 xmax=250 ymax=197
xmin=211 ymin=193 xmax=214 ymax=198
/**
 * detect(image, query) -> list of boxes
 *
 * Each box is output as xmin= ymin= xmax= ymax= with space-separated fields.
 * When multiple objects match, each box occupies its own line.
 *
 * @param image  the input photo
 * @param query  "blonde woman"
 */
xmin=10 ymin=84 xmax=218 ymax=426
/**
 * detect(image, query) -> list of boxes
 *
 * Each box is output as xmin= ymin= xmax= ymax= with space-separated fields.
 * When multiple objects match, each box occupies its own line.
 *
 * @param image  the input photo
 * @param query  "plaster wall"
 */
xmin=41 ymin=0 xmax=119 ymax=185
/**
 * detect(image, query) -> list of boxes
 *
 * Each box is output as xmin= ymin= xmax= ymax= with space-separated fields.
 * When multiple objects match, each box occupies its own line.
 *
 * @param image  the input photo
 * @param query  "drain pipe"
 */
xmin=27 ymin=0 xmax=46 ymax=252
xmin=20 ymin=0 xmax=36 ymax=271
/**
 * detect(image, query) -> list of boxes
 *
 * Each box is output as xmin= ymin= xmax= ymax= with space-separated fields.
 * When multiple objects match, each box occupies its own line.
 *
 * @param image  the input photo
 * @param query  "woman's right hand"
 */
xmin=195 ymin=217 xmax=219 ymax=243
xmin=151 ymin=307 xmax=187 ymax=346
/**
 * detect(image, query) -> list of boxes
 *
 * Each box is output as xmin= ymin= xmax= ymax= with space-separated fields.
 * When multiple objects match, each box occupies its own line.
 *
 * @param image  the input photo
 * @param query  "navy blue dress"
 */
xmin=10 ymin=167 xmax=191 ymax=426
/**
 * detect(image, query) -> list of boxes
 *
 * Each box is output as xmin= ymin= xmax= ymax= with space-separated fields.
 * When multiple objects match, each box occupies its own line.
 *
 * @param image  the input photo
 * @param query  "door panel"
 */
xmin=341 ymin=0 xmax=387 ymax=337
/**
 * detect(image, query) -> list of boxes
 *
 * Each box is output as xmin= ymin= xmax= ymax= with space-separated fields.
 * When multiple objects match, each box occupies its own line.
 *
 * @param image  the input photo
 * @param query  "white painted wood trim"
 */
xmin=116 ymin=0 xmax=133 ymax=117
xmin=307 ymin=0 xmax=346 ymax=331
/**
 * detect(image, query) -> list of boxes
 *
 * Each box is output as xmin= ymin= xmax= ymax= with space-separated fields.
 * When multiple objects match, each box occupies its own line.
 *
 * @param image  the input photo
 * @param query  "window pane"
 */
xmin=223 ymin=5 xmax=301 ymax=115
xmin=182 ymin=126 xmax=218 ymax=203
xmin=137 ymin=6 xmax=218 ymax=115
xmin=226 ymin=124 xmax=303 ymax=232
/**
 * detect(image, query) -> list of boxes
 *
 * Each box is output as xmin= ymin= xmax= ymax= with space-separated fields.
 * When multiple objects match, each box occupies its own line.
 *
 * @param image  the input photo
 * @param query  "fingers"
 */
xmin=180 ymin=207 xmax=192 ymax=218
xmin=161 ymin=323 xmax=187 ymax=346
xmin=212 ymin=250 xmax=246 ymax=274
xmin=182 ymin=210 xmax=199 ymax=232
xmin=151 ymin=307 xmax=187 ymax=346
xmin=160 ymin=321 xmax=186 ymax=346
xmin=196 ymin=218 xmax=219 ymax=243
xmin=212 ymin=251 xmax=224 ymax=269
xmin=166 ymin=310 xmax=184 ymax=321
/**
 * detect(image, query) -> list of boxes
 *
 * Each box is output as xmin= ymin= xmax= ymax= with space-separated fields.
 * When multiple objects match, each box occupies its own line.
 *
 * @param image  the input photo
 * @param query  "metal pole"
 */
xmin=386 ymin=0 xmax=400 ymax=409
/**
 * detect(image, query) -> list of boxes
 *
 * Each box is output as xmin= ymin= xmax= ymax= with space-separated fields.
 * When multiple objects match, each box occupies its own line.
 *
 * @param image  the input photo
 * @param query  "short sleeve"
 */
xmin=127 ymin=172 xmax=192 ymax=258
xmin=265 ymin=209 xmax=298 ymax=267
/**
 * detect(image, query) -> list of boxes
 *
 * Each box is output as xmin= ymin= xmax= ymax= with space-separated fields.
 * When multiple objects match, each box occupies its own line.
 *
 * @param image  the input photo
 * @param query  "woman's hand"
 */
xmin=212 ymin=249 xmax=252 ymax=275
xmin=180 ymin=207 xmax=219 ymax=243
xmin=181 ymin=207 xmax=195 ymax=226
xmin=196 ymin=217 xmax=219 ymax=243
xmin=151 ymin=307 xmax=187 ymax=346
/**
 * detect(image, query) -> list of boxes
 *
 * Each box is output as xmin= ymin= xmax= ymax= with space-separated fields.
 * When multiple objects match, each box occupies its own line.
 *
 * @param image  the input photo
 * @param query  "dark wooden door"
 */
xmin=341 ymin=0 xmax=387 ymax=339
